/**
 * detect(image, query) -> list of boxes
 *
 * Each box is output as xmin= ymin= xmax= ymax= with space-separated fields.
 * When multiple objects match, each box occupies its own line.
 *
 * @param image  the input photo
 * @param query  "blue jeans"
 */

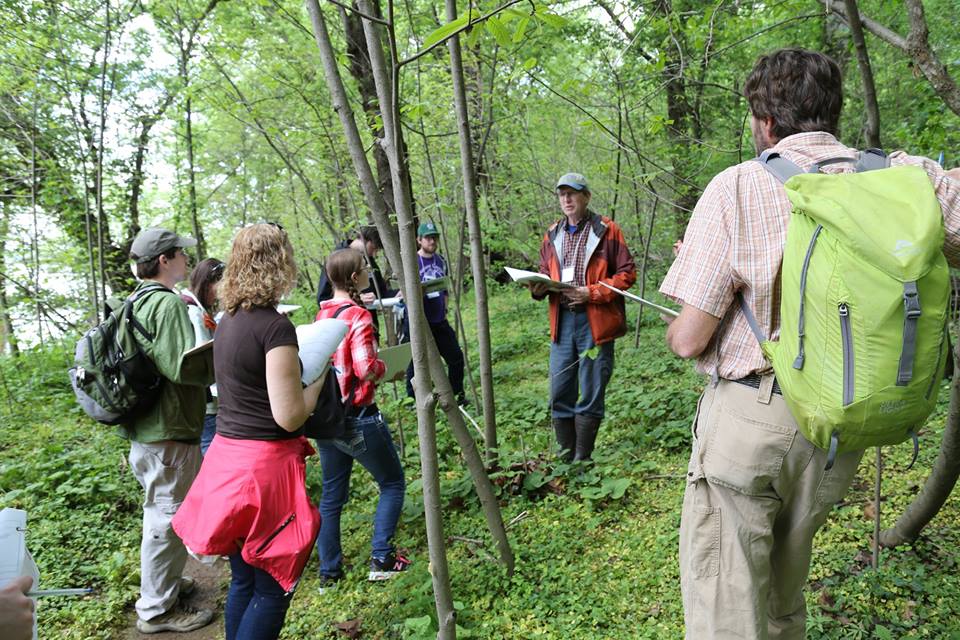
xmin=200 ymin=413 xmax=217 ymax=457
xmin=225 ymin=553 xmax=293 ymax=640
xmin=549 ymin=308 xmax=615 ymax=418
xmin=315 ymin=412 xmax=405 ymax=577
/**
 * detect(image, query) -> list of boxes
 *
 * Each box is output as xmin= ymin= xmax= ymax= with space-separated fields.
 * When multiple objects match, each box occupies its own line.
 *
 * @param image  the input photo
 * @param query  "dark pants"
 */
xmin=315 ymin=412 xmax=405 ymax=577
xmin=549 ymin=308 xmax=614 ymax=418
xmin=200 ymin=413 xmax=217 ymax=457
xmin=405 ymin=319 xmax=465 ymax=398
xmin=225 ymin=553 xmax=293 ymax=640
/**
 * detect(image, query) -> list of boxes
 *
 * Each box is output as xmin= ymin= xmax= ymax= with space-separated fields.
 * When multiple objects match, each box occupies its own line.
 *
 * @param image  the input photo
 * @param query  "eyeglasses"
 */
xmin=211 ymin=262 xmax=226 ymax=277
xmin=266 ymin=221 xmax=285 ymax=233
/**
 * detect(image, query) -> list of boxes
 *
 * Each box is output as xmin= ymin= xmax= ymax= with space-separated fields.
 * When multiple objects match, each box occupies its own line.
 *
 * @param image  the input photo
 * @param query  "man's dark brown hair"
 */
xmin=358 ymin=225 xmax=382 ymax=250
xmin=134 ymin=247 xmax=179 ymax=280
xmin=744 ymin=48 xmax=843 ymax=140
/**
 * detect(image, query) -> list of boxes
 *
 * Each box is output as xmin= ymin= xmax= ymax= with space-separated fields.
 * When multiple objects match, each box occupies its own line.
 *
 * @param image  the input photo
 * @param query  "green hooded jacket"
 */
xmin=122 ymin=280 xmax=215 ymax=443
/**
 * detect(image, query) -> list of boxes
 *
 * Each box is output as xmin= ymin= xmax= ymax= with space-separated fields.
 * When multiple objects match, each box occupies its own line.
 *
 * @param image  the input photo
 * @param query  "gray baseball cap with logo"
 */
xmin=556 ymin=172 xmax=590 ymax=193
xmin=130 ymin=228 xmax=197 ymax=263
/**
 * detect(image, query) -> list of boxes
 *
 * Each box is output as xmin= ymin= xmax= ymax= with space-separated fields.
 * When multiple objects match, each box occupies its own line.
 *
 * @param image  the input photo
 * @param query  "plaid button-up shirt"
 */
xmin=660 ymin=132 xmax=960 ymax=380
xmin=561 ymin=217 xmax=591 ymax=286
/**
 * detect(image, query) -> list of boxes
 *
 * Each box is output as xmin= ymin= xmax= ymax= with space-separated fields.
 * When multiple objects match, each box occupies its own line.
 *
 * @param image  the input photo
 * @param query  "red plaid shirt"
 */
xmin=661 ymin=132 xmax=960 ymax=380
xmin=316 ymin=299 xmax=385 ymax=407
xmin=561 ymin=217 xmax=591 ymax=286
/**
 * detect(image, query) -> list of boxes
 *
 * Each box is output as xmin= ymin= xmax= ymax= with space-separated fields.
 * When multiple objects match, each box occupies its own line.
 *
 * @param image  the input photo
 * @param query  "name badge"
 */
xmin=561 ymin=267 xmax=575 ymax=283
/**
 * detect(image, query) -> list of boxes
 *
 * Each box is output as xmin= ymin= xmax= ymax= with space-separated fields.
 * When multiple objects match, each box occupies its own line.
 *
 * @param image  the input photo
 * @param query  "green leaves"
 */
xmin=422 ymin=10 xmax=479 ymax=49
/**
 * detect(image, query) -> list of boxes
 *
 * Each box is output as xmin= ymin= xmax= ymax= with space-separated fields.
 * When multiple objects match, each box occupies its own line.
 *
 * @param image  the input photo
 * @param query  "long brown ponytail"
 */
xmin=325 ymin=248 xmax=365 ymax=306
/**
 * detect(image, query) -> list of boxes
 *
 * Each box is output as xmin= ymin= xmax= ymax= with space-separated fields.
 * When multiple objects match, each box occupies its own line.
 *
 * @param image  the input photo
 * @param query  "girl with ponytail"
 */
xmin=314 ymin=248 xmax=410 ymax=591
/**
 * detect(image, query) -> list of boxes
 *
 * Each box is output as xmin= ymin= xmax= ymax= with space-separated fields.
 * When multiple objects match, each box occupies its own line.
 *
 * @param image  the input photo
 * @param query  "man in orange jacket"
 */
xmin=528 ymin=173 xmax=637 ymax=461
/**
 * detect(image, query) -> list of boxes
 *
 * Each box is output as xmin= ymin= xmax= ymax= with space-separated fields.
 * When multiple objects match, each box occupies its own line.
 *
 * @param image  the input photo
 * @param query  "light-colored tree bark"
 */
xmin=444 ymin=0 xmax=499 ymax=468
xmin=820 ymin=0 xmax=960 ymax=116
xmin=304 ymin=3 xmax=457 ymax=636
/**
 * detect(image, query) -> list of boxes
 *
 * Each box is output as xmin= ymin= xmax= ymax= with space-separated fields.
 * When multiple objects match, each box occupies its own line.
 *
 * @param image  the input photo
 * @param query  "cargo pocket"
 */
xmin=688 ymin=504 xmax=720 ymax=578
xmin=815 ymin=449 xmax=864 ymax=507
xmin=702 ymin=403 xmax=795 ymax=496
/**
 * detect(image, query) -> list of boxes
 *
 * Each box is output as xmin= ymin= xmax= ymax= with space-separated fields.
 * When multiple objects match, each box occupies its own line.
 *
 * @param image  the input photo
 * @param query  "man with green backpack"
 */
xmin=660 ymin=48 xmax=960 ymax=638
xmin=124 ymin=228 xmax=216 ymax=634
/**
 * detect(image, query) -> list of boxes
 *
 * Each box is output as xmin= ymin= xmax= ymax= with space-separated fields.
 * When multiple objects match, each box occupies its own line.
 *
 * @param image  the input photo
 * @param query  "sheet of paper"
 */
xmin=296 ymin=319 xmax=349 ymax=385
xmin=504 ymin=267 xmax=575 ymax=291
xmin=378 ymin=342 xmax=412 ymax=382
xmin=0 ymin=509 xmax=38 ymax=639
xmin=0 ymin=508 xmax=26 ymax=587
xmin=366 ymin=296 xmax=402 ymax=311
xmin=276 ymin=304 xmax=301 ymax=316
xmin=183 ymin=339 xmax=212 ymax=358
xmin=598 ymin=282 xmax=680 ymax=318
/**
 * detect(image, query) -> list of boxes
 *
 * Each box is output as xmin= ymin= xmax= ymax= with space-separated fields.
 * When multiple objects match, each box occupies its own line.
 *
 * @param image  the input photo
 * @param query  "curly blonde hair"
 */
xmin=219 ymin=224 xmax=297 ymax=314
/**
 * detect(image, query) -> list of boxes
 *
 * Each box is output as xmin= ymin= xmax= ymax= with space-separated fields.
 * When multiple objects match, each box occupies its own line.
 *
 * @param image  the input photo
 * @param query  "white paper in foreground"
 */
xmin=0 ymin=508 xmax=39 ymax=640
xmin=296 ymin=319 xmax=349 ymax=385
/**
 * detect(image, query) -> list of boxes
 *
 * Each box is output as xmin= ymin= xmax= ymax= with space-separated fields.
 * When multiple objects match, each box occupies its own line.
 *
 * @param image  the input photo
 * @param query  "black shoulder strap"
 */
xmin=332 ymin=303 xmax=353 ymax=319
xmin=126 ymin=284 xmax=174 ymax=342
xmin=328 ymin=302 xmax=358 ymax=406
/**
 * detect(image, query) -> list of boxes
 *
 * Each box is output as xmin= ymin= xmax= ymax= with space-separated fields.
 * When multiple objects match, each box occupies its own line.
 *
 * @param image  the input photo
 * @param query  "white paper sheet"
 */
xmin=296 ymin=319 xmax=349 ymax=385
xmin=504 ymin=267 xmax=575 ymax=291
xmin=0 ymin=508 xmax=38 ymax=640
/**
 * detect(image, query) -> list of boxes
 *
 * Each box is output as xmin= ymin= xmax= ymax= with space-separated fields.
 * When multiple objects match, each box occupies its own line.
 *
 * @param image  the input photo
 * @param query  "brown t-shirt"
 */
xmin=214 ymin=306 xmax=302 ymax=440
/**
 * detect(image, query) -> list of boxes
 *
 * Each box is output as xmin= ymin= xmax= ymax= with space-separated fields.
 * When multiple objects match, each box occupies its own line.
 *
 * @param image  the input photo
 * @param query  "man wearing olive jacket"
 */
xmin=126 ymin=228 xmax=215 ymax=634
xmin=528 ymin=173 xmax=637 ymax=462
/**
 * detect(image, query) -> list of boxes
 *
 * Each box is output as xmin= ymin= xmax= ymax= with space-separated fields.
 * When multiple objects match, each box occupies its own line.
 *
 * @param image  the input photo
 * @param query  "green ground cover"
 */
xmin=2 ymin=285 xmax=960 ymax=638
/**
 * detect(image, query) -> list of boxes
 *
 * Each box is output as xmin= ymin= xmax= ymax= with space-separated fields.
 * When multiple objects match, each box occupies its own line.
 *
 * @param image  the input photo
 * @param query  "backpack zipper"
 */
xmin=839 ymin=303 xmax=855 ymax=406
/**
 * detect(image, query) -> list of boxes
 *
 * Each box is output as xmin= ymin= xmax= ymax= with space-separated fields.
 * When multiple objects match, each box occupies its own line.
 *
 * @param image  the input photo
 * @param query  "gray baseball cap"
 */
xmin=130 ymin=227 xmax=197 ymax=263
xmin=556 ymin=172 xmax=590 ymax=193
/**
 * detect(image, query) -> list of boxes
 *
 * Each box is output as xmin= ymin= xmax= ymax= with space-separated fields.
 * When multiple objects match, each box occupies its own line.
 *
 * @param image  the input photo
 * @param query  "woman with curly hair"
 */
xmin=314 ymin=248 xmax=409 ymax=593
xmin=173 ymin=223 xmax=324 ymax=640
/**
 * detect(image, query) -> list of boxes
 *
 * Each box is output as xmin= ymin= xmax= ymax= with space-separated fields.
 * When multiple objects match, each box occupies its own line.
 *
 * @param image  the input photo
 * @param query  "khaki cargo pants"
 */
xmin=680 ymin=378 xmax=864 ymax=639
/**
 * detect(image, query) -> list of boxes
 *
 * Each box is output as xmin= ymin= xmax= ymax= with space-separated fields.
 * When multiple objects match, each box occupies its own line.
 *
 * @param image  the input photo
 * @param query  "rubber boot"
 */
xmin=552 ymin=417 xmax=576 ymax=462
xmin=573 ymin=415 xmax=602 ymax=462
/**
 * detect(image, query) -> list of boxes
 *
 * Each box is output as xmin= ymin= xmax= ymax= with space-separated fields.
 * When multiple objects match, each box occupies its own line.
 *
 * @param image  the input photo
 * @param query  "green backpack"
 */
xmin=741 ymin=149 xmax=950 ymax=466
xmin=69 ymin=284 xmax=172 ymax=425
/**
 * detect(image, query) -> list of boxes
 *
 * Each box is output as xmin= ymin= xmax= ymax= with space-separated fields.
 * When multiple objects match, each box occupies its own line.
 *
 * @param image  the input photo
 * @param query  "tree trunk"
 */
xmin=304 ymin=2 xmax=457 ymax=636
xmin=182 ymin=57 xmax=206 ymax=259
xmin=819 ymin=0 xmax=960 ymax=117
xmin=843 ymin=0 xmax=881 ymax=147
xmin=880 ymin=354 xmax=960 ymax=548
xmin=354 ymin=1 xmax=457 ymax=633
xmin=445 ymin=0 xmax=499 ymax=468
xmin=0 ymin=205 xmax=19 ymax=356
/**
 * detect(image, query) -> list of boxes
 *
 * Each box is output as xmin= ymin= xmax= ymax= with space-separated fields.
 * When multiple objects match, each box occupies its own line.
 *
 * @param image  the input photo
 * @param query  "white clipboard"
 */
xmin=598 ymin=282 xmax=679 ymax=318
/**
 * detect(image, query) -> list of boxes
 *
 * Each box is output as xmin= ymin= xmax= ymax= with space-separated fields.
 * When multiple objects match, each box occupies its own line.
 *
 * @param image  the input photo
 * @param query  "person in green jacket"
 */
xmin=126 ymin=227 xmax=215 ymax=634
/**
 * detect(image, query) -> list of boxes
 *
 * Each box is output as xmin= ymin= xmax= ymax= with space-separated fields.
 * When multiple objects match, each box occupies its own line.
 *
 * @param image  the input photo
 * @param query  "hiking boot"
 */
xmin=318 ymin=573 xmax=343 ymax=594
xmin=136 ymin=602 xmax=214 ymax=634
xmin=178 ymin=576 xmax=196 ymax=598
xmin=553 ymin=417 xmax=575 ymax=462
xmin=368 ymin=553 xmax=411 ymax=581
xmin=573 ymin=415 xmax=602 ymax=462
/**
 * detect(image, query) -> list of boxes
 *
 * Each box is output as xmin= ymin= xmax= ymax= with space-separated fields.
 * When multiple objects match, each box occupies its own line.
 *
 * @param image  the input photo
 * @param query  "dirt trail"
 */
xmin=120 ymin=557 xmax=228 ymax=640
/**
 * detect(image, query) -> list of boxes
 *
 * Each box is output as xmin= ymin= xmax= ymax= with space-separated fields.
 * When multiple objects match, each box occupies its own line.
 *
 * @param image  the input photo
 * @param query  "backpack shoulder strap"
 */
xmin=331 ymin=303 xmax=353 ymax=319
xmin=754 ymin=150 xmax=804 ymax=184
xmin=126 ymin=285 xmax=174 ymax=342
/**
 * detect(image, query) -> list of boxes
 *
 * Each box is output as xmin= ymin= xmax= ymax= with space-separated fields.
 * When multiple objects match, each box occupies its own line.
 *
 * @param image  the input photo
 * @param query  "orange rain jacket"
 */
xmin=535 ymin=212 xmax=637 ymax=345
